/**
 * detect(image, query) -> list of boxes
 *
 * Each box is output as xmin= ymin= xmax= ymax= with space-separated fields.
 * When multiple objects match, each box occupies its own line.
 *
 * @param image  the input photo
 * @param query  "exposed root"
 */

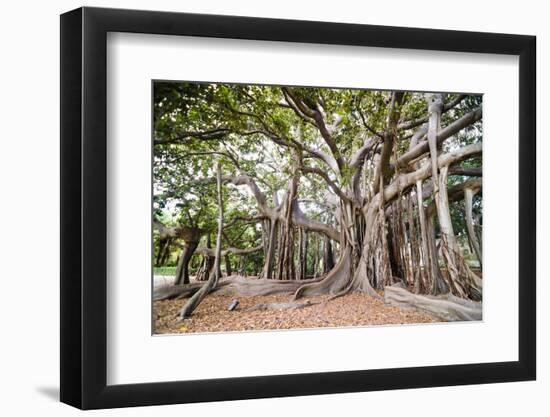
xmin=155 ymin=282 xmax=203 ymax=300
xmin=293 ymin=248 xmax=352 ymax=300
xmin=154 ymin=275 xmax=323 ymax=301
xmin=384 ymin=286 xmax=482 ymax=321
xmin=348 ymin=254 xmax=382 ymax=300
xmin=467 ymin=270 xmax=483 ymax=300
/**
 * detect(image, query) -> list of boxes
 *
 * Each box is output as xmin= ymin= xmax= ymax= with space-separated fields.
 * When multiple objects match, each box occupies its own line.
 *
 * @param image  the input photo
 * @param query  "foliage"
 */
xmin=153 ymin=82 xmax=482 ymax=274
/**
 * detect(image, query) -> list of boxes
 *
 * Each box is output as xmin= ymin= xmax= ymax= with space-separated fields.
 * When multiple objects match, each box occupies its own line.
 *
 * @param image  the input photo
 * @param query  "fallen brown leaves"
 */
xmin=153 ymin=292 xmax=438 ymax=335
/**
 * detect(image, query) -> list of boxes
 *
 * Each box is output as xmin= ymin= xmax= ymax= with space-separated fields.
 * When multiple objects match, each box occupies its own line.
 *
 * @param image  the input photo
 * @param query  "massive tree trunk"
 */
xmin=277 ymin=170 xmax=299 ymax=280
xmin=292 ymin=140 xmax=482 ymax=301
xmin=289 ymin=93 xmax=482 ymax=304
xmin=293 ymin=246 xmax=355 ymax=298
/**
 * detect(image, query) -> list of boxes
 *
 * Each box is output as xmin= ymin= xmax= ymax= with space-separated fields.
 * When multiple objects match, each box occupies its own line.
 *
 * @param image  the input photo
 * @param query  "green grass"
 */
xmin=154 ymin=266 xmax=177 ymax=276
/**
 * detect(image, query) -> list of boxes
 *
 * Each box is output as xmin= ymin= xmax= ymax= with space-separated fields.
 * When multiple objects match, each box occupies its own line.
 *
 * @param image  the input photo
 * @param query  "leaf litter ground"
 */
xmin=154 ymin=293 xmax=438 ymax=334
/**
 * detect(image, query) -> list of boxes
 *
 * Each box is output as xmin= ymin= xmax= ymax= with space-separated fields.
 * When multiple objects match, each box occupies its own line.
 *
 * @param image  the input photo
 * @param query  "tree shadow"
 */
xmin=35 ymin=386 xmax=59 ymax=401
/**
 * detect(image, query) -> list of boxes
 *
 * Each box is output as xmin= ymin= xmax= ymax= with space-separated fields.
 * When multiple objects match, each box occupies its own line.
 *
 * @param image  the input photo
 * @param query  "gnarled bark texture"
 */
xmin=154 ymin=89 xmax=484 ymax=322
xmin=384 ymin=286 xmax=482 ymax=321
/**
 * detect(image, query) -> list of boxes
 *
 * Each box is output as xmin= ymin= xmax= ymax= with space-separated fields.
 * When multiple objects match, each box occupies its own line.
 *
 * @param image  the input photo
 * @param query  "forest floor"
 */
xmin=153 ymin=292 xmax=438 ymax=334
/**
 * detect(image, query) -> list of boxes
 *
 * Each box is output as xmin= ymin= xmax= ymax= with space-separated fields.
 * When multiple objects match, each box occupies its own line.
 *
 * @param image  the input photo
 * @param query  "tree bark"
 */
xmin=261 ymin=218 xmax=278 ymax=279
xmin=225 ymin=253 xmax=232 ymax=276
xmin=156 ymin=276 xmax=323 ymax=301
xmin=323 ymin=235 xmax=334 ymax=273
xmin=465 ymin=187 xmax=482 ymax=268
xmin=384 ymin=286 xmax=482 ymax=321
xmin=174 ymin=240 xmax=199 ymax=285
xmin=158 ymin=90 xmax=484 ymax=307
xmin=415 ymin=181 xmax=432 ymax=292
xmin=179 ymin=162 xmax=224 ymax=318
xmin=277 ymin=172 xmax=299 ymax=280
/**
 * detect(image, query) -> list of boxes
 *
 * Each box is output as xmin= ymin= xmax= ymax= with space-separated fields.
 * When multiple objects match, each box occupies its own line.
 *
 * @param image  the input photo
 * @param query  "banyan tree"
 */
xmin=153 ymin=82 xmax=483 ymax=320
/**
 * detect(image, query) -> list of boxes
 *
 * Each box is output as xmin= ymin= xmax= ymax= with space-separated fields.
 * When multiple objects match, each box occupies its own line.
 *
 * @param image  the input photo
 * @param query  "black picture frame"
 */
xmin=60 ymin=6 xmax=536 ymax=410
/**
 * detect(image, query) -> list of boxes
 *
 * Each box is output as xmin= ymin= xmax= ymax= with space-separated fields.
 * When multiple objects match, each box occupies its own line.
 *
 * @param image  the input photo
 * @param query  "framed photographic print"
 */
xmin=60 ymin=6 xmax=536 ymax=410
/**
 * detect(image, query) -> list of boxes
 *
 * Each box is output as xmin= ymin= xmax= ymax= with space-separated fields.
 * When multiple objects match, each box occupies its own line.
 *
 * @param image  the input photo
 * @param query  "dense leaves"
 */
xmin=154 ymin=82 xmax=482 ymax=303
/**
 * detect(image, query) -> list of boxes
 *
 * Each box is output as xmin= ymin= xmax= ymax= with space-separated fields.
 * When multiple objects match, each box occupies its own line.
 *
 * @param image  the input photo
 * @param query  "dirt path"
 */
xmin=154 ymin=293 xmax=438 ymax=334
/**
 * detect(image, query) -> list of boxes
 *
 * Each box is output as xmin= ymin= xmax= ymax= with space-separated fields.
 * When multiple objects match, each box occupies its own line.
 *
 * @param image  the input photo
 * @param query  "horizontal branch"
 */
xmin=153 ymin=219 xmax=202 ymax=242
xmin=224 ymin=174 xmax=269 ymax=213
xmin=426 ymin=178 xmax=482 ymax=217
xmin=195 ymin=245 xmax=264 ymax=257
xmin=397 ymin=94 xmax=467 ymax=131
xmin=396 ymin=107 xmax=482 ymax=170
xmin=291 ymin=204 xmax=341 ymax=242
xmin=224 ymin=173 xmax=341 ymax=241
xmin=375 ymin=142 xmax=482 ymax=209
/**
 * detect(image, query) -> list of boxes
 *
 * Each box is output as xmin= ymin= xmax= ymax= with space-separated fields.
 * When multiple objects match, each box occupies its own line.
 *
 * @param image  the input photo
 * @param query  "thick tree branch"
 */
xmin=195 ymin=244 xmax=264 ymax=257
xmin=292 ymin=204 xmax=341 ymax=242
xmin=282 ymin=87 xmax=344 ymax=171
xmin=349 ymin=136 xmax=378 ymax=169
xmin=397 ymin=94 xmax=467 ymax=131
xmin=153 ymin=219 xmax=203 ymax=242
xmin=395 ymin=107 xmax=482 ymax=170
xmin=281 ymin=88 xmax=317 ymax=125
xmin=425 ymin=178 xmax=482 ymax=217
xmin=373 ymin=92 xmax=405 ymax=193
xmin=371 ymin=142 xmax=482 ymax=209
xmin=224 ymin=174 xmax=270 ymax=214
xmin=224 ymin=174 xmax=341 ymax=241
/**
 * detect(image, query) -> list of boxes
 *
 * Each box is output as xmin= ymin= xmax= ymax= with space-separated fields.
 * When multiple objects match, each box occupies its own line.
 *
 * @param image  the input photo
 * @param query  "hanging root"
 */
xmin=384 ymin=286 xmax=482 ymax=321
xmin=467 ymin=270 xmax=483 ymax=301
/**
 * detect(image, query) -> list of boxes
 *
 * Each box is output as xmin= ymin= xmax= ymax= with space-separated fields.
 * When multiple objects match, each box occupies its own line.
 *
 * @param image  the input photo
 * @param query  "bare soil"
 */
xmin=153 ymin=292 xmax=438 ymax=334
